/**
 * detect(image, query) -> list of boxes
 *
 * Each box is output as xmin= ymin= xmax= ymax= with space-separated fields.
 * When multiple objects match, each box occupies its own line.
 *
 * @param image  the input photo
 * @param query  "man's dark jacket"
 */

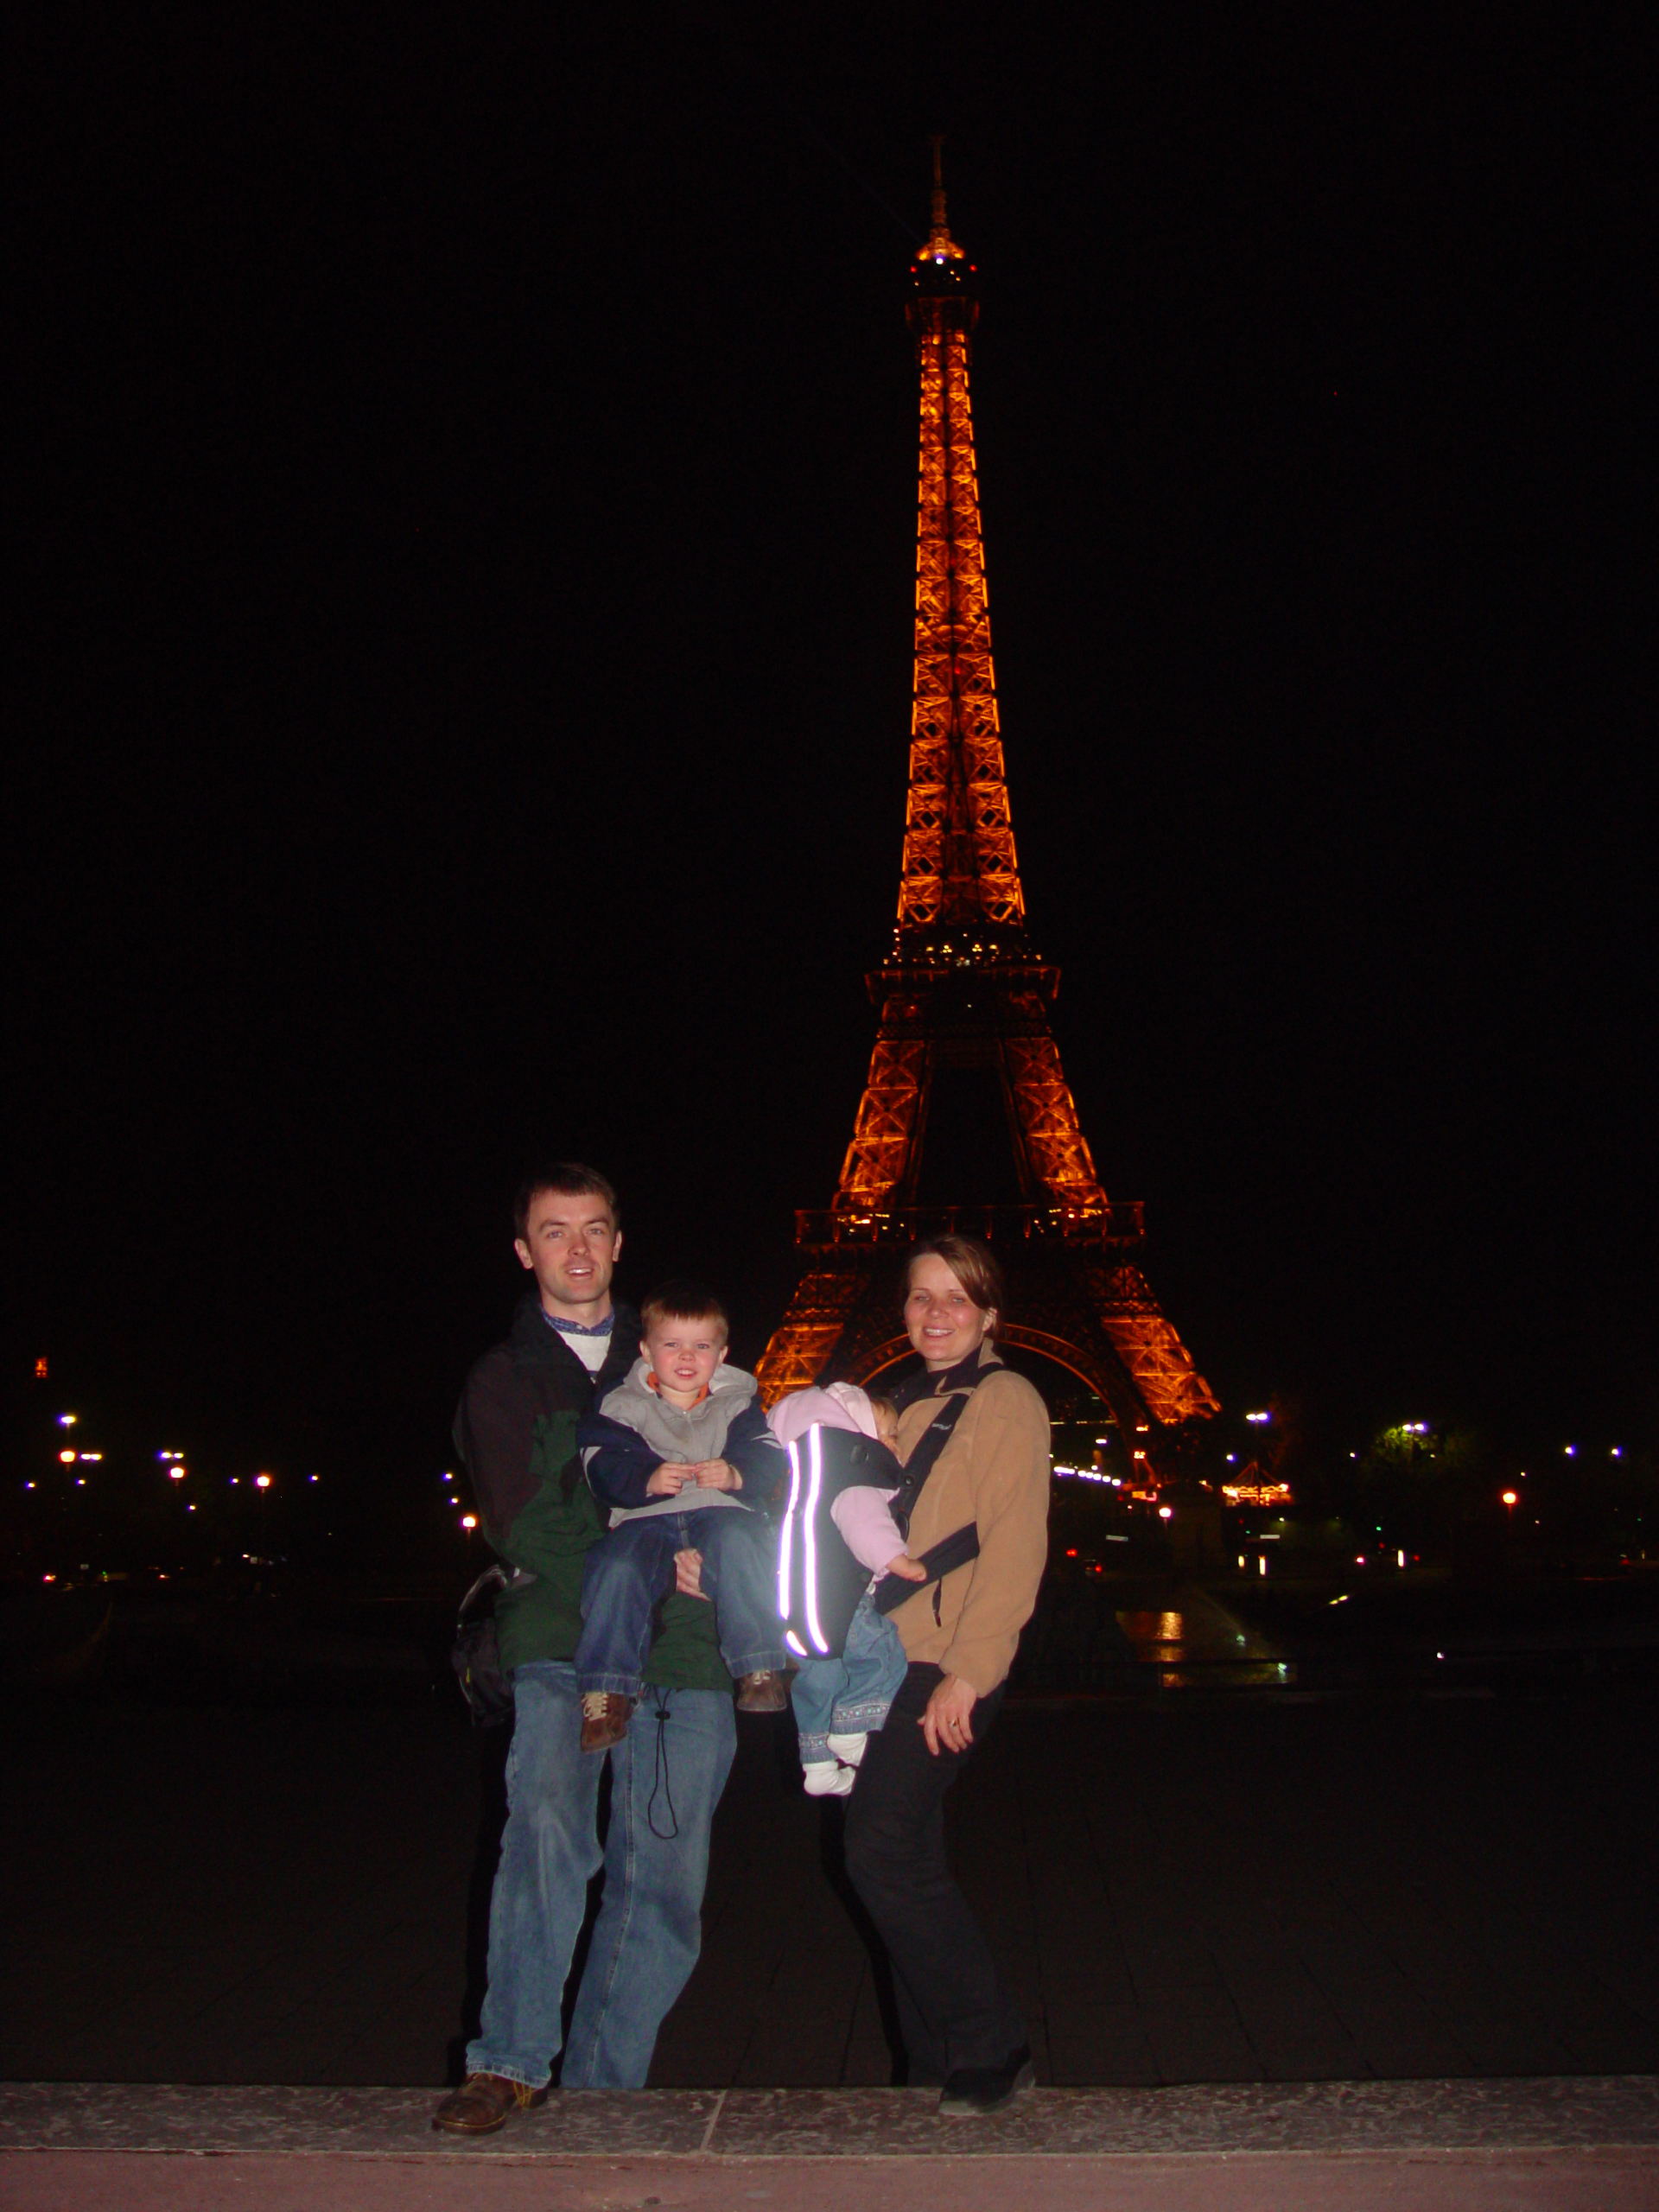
xmin=453 ymin=1294 xmax=726 ymax=1686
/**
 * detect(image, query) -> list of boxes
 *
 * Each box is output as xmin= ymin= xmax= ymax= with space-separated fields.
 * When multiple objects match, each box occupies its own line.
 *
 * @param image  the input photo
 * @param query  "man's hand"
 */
xmin=883 ymin=1552 xmax=927 ymax=1583
xmin=682 ymin=1459 xmax=742 ymax=1491
xmin=645 ymin=1463 xmax=690 ymax=1497
xmin=674 ymin=1548 xmax=707 ymax=1599
xmin=920 ymin=1671 xmax=979 ymax=1758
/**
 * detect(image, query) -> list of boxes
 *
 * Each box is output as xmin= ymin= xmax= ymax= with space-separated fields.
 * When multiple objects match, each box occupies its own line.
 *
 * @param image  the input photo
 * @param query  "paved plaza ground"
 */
xmin=5 ymin=1660 xmax=1657 ymax=2093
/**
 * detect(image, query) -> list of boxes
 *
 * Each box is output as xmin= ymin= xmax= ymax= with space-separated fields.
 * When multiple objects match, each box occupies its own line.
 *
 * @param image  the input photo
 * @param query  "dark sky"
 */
xmin=8 ymin=6 xmax=1654 ymax=1497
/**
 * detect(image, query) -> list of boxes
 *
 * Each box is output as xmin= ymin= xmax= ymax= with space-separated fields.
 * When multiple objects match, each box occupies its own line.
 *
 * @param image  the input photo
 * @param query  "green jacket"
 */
xmin=454 ymin=1294 xmax=728 ymax=1689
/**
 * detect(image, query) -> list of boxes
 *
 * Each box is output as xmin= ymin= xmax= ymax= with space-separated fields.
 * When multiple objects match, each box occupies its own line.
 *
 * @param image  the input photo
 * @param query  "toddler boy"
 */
xmin=575 ymin=1282 xmax=790 ymax=1752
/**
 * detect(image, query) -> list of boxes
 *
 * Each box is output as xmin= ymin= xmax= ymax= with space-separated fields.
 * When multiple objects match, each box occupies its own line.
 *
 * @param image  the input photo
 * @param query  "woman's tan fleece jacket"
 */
xmin=887 ymin=1352 xmax=1050 ymax=1697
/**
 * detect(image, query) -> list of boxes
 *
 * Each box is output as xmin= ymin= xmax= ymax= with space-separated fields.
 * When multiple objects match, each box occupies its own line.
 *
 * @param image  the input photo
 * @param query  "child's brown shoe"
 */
xmin=580 ymin=1690 xmax=633 ymax=1752
xmin=735 ymin=1669 xmax=788 ymax=1713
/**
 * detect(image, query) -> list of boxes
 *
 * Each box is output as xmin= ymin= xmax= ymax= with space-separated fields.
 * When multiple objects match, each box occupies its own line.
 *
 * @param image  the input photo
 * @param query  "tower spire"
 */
xmin=926 ymin=133 xmax=960 ymax=259
xmin=899 ymin=146 xmax=1022 ymax=945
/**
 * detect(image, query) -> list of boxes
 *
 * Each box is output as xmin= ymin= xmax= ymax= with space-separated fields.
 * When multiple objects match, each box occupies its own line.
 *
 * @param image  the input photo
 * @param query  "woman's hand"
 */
xmin=920 ymin=1671 xmax=978 ymax=1758
xmin=674 ymin=1548 xmax=706 ymax=1599
xmin=882 ymin=1552 xmax=927 ymax=1583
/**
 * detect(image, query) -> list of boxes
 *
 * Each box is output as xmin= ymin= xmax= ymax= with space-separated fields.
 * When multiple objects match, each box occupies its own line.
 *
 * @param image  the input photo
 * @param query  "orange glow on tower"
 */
xmin=756 ymin=148 xmax=1217 ymax=1457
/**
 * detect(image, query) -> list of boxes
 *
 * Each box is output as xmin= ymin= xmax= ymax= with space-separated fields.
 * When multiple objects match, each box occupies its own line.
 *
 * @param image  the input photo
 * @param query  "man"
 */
xmin=432 ymin=1165 xmax=735 ymax=2133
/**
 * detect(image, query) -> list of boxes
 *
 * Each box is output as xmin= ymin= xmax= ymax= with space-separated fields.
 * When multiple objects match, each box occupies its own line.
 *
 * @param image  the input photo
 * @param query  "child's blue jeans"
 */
xmin=576 ymin=1506 xmax=787 ymax=1700
xmin=791 ymin=1590 xmax=907 ymax=1763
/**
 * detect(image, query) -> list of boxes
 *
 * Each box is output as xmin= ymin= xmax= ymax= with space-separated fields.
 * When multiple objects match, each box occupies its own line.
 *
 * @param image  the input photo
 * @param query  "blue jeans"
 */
xmin=791 ymin=1591 xmax=907 ymax=1764
xmin=576 ymin=1508 xmax=786 ymax=1698
xmin=466 ymin=1661 xmax=735 ymax=2090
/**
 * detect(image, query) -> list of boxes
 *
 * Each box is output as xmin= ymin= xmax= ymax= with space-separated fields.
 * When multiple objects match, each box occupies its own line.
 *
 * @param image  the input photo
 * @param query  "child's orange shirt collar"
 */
xmin=645 ymin=1370 xmax=711 ymax=1408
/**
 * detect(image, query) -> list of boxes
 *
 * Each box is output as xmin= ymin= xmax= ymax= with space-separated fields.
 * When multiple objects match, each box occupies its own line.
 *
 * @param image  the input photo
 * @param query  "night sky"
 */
xmin=10 ymin=9 xmax=1653 ymax=1506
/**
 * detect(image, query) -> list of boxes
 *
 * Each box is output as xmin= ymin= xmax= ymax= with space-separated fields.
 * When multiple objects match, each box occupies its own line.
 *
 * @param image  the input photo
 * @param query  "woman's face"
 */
xmin=905 ymin=1252 xmax=995 ymax=1371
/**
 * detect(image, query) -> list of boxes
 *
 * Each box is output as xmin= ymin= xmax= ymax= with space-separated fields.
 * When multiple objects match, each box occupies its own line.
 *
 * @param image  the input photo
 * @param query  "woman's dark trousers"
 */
xmin=842 ymin=1661 xmax=1027 ymax=2082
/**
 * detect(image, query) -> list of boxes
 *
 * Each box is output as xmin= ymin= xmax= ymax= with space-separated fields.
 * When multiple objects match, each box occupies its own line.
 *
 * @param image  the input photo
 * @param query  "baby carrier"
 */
xmin=775 ymin=1367 xmax=995 ymax=1659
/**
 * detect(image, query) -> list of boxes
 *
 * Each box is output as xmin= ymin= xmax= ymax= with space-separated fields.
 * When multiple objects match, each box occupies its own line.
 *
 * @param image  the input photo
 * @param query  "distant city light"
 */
xmin=1157 ymin=1506 xmax=1173 ymax=1521
xmin=461 ymin=1514 xmax=478 ymax=1530
xmin=1397 ymin=1549 xmax=1407 ymax=1567
xmin=1564 ymin=1445 xmax=1576 ymax=1456
xmin=58 ymin=1414 xmax=77 ymax=1427
xmin=1404 ymin=1422 xmax=1429 ymax=1435
xmin=168 ymin=1468 xmax=185 ymax=1481
xmin=255 ymin=1474 xmax=272 ymax=1491
xmin=1611 ymin=1447 xmax=1623 ymax=1459
xmin=25 ymin=1482 xmax=35 ymax=1491
xmin=1501 ymin=1490 xmax=1518 ymax=1506
xmin=1132 ymin=1449 xmax=1147 ymax=1460
xmin=36 ymin=1357 xmax=48 ymax=1379
xmin=79 ymin=1452 xmax=103 ymax=1463
xmin=59 ymin=1450 xmax=75 ymax=1464
xmin=1244 ymin=1411 xmax=1270 ymax=1424
xmin=309 ymin=1474 xmax=320 ymax=1483
xmin=76 ymin=1478 xmax=86 ymax=1487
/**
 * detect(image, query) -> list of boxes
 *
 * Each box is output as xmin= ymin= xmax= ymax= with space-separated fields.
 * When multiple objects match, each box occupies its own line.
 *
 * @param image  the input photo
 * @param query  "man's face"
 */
xmin=514 ymin=1189 xmax=621 ymax=1319
xmin=642 ymin=1315 xmax=728 ymax=1406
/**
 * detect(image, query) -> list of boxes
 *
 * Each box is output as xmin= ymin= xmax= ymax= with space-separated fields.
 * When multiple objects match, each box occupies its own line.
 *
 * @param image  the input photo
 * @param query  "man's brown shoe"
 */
xmin=580 ymin=1689 xmax=632 ymax=1753
xmin=431 ymin=2073 xmax=548 ymax=2135
xmin=735 ymin=1669 xmax=788 ymax=1713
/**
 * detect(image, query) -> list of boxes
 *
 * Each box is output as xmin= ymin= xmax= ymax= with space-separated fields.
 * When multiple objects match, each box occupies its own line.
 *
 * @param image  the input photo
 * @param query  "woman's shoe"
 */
xmin=938 ymin=2046 xmax=1036 ymax=2116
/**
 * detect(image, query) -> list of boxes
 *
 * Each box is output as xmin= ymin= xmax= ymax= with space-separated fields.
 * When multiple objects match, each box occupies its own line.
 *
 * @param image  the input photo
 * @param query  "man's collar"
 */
xmin=543 ymin=1308 xmax=614 ymax=1338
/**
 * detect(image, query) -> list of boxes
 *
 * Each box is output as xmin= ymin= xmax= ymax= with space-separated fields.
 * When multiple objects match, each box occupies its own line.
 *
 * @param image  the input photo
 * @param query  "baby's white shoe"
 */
xmin=803 ymin=1760 xmax=855 ymax=1797
xmin=826 ymin=1731 xmax=869 ymax=1768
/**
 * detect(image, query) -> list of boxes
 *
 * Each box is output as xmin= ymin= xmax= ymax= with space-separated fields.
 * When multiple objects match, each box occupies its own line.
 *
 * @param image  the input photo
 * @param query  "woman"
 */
xmin=842 ymin=1233 xmax=1050 ymax=2115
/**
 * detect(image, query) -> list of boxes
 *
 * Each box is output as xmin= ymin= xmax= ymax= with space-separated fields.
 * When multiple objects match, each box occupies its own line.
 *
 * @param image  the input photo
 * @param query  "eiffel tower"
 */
xmin=756 ymin=148 xmax=1218 ymax=1470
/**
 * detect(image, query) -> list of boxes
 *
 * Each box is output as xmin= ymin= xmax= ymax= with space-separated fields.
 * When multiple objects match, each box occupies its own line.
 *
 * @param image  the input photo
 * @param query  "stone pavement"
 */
xmin=3 ymin=2080 xmax=1656 ymax=2210
xmin=5 ymin=1682 xmax=1658 ymax=2089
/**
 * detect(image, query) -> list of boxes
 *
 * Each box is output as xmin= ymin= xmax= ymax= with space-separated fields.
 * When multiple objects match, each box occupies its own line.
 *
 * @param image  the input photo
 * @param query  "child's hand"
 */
xmin=883 ymin=1552 xmax=927 ymax=1582
xmin=674 ymin=1548 xmax=707 ymax=1599
xmin=683 ymin=1459 xmax=742 ymax=1491
xmin=645 ymin=1463 xmax=690 ymax=1497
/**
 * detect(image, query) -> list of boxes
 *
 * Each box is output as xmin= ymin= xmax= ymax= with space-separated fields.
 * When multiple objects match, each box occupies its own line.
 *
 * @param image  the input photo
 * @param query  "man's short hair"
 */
xmin=639 ymin=1281 xmax=730 ymax=1339
xmin=512 ymin=1163 xmax=619 ymax=1243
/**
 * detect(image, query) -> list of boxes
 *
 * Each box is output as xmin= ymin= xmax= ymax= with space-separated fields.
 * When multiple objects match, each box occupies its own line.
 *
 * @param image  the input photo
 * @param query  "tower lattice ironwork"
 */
xmin=756 ymin=149 xmax=1218 ymax=1465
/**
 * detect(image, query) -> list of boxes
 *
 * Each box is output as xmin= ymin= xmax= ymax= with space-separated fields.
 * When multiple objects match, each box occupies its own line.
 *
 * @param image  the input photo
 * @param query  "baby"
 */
xmin=766 ymin=1382 xmax=925 ymax=1796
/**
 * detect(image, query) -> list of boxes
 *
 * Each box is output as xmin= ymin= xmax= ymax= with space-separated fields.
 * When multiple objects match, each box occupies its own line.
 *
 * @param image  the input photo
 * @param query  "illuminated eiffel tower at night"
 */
xmin=757 ymin=146 xmax=1218 ymax=1469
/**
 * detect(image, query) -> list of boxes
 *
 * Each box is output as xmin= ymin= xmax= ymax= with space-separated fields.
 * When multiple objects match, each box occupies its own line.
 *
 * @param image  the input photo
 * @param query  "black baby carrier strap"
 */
xmin=870 ymin=1382 xmax=986 ymax=1618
